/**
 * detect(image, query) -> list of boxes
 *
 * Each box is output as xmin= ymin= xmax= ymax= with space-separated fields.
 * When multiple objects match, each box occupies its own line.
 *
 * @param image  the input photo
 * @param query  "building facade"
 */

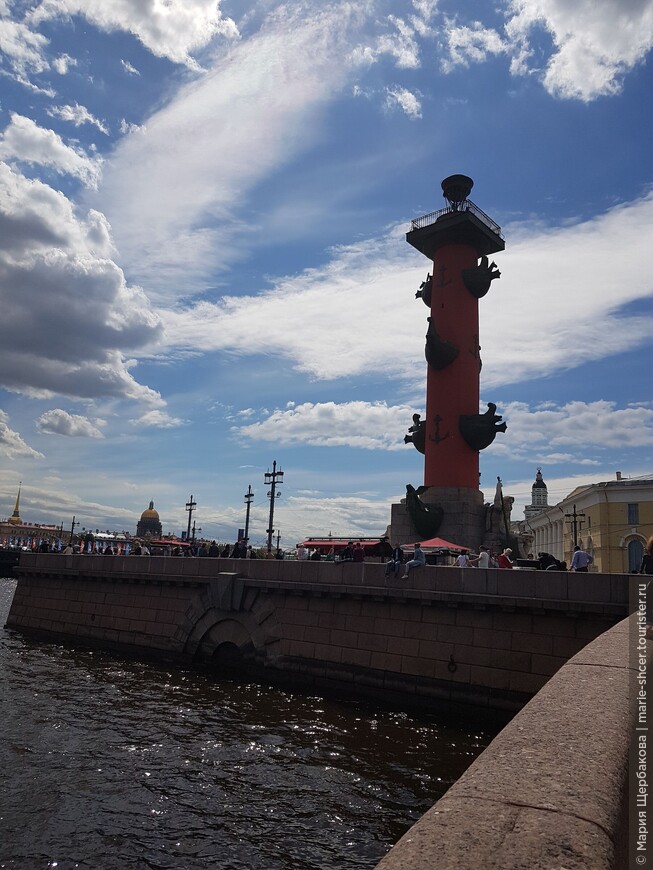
xmin=524 ymin=472 xmax=653 ymax=573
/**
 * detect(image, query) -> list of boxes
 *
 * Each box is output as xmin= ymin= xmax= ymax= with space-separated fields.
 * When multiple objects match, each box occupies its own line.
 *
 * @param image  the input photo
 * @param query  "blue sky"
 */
xmin=1 ymin=0 xmax=652 ymax=547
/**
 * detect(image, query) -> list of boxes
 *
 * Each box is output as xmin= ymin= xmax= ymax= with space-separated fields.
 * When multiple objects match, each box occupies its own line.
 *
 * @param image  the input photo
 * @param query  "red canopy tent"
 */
xmin=300 ymin=539 xmax=382 ymax=552
xmin=401 ymin=536 xmax=468 ymax=552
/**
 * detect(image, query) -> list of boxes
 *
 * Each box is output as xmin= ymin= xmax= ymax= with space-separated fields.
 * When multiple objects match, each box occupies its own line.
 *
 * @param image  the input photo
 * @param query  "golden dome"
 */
xmin=140 ymin=500 xmax=159 ymax=520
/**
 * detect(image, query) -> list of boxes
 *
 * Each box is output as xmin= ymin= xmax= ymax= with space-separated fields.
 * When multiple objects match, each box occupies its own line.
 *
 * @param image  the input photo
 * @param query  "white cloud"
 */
xmin=93 ymin=3 xmax=368 ymax=300
xmin=47 ymin=102 xmax=109 ymax=134
xmin=130 ymin=410 xmax=186 ymax=428
xmin=0 ymin=409 xmax=44 ymax=458
xmin=160 ymin=191 xmax=653 ymax=390
xmin=119 ymin=119 xmax=145 ymax=136
xmin=436 ymin=1 xmax=653 ymax=101
xmin=237 ymin=401 xmax=417 ymax=450
xmin=501 ymin=400 xmax=653 ymax=449
xmin=0 ymin=114 xmax=103 ymax=188
xmin=121 ymin=59 xmax=140 ymax=76
xmin=52 ymin=52 xmax=76 ymax=74
xmin=505 ymin=0 xmax=653 ymax=100
xmin=36 ymin=409 xmax=105 ymax=437
xmin=376 ymin=15 xmax=421 ymax=68
xmin=0 ymin=5 xmax=50 ymax=78
xmin=0 ymin=162 xmax=164 ymax=404
xmin=385 ymin=85 xmax=422 ymax=118
xmin=441 ymin=21 xmax=507 ymax=72
xmin=235 ymin=398 xmax=653 ymax=462
xmin=28 ymin=0 xmax=239 ymax=68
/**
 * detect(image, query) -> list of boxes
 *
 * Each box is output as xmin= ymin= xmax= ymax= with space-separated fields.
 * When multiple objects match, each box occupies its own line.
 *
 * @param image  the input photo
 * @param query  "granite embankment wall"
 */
xmin=6 ymin=553 xmax=629 ymax=714
xmin=375 ymin=615 xmax=636 ymax=870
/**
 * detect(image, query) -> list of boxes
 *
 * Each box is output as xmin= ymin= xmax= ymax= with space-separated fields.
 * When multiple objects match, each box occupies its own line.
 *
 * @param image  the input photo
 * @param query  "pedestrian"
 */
xmin=469 ymin=546 xmax=490 ymax=568
xmin=455 ymin=551 xmax=470 ymax=567
xmin=339 ymin=542 xmax=354 ymax=563
xmin=640 ymin=537 xmax=653 ymax=639
xmin=208 ymin=540 xmax=220 ymax=557
xmin=497 ymin=548 xmax=513 ymax=569
xmin=641 ymin=536 xmax=653 ymax=575
xmin=384 ymin=543 xmax=404 ymax=576
xmin=570 ymin=545 xmax=592 ymax=572
xmin=352 ymin=541 xmax=365 ymax=562
xmin=401 ymin=543 xmax=425 ymax=580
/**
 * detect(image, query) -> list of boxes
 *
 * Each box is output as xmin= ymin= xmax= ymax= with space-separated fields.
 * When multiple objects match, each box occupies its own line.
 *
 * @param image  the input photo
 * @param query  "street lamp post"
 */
xmin=243 ymin=485 xmax=254 ymax=544
xmin=264 ymin=460 xmax=284 ymax=553
xmin=185 ymin=495 xmax=197 ymax=542
xmin=191 ymin=521 xmax=201 ymax=545
xmin=69 ymin=515 xmax=79 ymax=545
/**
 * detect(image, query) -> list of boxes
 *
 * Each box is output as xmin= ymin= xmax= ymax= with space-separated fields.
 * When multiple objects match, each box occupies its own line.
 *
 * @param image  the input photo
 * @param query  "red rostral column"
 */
xmin=405 ymin=175 xmax=505 ymax=490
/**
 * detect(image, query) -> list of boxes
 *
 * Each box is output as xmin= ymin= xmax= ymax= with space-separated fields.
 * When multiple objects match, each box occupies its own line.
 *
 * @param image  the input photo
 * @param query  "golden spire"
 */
xmin=7 ymin=481 xmax=22 ymax=525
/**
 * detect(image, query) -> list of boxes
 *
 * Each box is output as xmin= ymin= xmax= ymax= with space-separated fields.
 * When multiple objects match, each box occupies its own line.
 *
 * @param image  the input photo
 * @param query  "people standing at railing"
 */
xmin=570 ymin=545 xmax=592 ymax=572
xmin=497 ymin=548 xmax=513 ymax=569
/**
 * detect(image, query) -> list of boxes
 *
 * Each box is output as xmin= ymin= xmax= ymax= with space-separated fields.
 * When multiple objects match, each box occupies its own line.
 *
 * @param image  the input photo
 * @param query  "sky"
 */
xmin=1 ymin=0 xmax=652 ymax=548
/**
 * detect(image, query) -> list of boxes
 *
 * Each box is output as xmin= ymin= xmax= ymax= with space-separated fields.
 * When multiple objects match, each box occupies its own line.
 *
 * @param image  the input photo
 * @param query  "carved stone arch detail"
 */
xmin=181 ymin=574 xmax=282 ymax=664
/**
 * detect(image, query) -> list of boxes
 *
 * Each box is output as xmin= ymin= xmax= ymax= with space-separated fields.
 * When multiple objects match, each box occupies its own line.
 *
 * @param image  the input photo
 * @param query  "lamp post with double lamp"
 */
xmin=191 ymin=521 xmax=201 ymax=545
xmin=69 ymin=515 xmax=79 ymax=547
xmin=185 ymin=495 xmax=197 ymax=542
xmin=243 ymin=485 xmax=254 ymax=544
xmin=264 ymin=461 xmax=283 ymax=554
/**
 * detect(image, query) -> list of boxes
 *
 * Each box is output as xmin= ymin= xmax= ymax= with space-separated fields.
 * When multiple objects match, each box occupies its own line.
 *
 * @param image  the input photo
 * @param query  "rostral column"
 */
xmin=398 ymin=175 xmax=507 ymax=545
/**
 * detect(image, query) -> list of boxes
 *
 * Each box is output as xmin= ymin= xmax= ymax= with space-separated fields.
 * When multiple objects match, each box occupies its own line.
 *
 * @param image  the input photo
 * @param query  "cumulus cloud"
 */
xmin=52 ymin=52 xmax=76 ymax=74
xmin=0 ymin=4 xmax=50 ymax=78
xmin=0 ymin=162 xmax=164 ymax=404
xmin=501 ymin=400 xmax=653 ymax=450
xmin=504 ymin=0 xmax=653 ymax=100
xmin=237 ymin=401 xmax=416 ymax=450
xmin=47 ymin=102 xmax=109 ymax=134
xmin=130 ymin=410 xmax=186 ymax=428
xmin=28 ymin=0 xmax=239 ymax=68
xmin=385 ymin=85 xmax=422 ymax=118
xmin=441 ymin=0 xmax=653 ymax=101
xmin=0 ymin=114 xmax=103 ymax=188
xmin=0 ymin=409 xmax=44 ymax=458
xmin=376 ymin=14 xmax=421 ymax=68
xmin=440 ymin=21 xmax=507 ymax=72
xmin=36 ymin=409 xmax=105 ymax=437
xmin=235 ymin=398 xmax=653 ymax=462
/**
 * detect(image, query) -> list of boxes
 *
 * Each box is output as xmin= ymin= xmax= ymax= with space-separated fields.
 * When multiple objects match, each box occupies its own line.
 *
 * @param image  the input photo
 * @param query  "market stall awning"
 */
xmin=401 ymin=536 xmax=468 ymax=551
xmin=300 ymin=539 xmax=382 ymax=550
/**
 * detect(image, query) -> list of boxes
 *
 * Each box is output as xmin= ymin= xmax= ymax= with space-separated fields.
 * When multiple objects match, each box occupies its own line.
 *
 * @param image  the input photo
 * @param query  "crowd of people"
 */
xmin=40 ymin=535 xmax=653 ymax=577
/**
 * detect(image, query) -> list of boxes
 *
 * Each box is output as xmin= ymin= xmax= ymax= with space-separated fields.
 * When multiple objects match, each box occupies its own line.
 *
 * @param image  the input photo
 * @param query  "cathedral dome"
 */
xmin=140 ymin=501 xmax=160 ymax=520
xmin=136 ymin=501 xmax=162 ymax=538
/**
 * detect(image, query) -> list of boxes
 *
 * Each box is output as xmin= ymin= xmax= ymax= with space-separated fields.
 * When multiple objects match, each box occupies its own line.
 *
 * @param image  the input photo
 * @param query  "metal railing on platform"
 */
xmin=410 ymin=200 xmax=503 ymax=238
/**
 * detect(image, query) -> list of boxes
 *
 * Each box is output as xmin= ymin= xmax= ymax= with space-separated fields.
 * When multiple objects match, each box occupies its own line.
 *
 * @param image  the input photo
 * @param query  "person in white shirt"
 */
xmin=570 ymin=545 xmax=592 ymax=572
xmin=456 ymin=552 xmax=470 ymax=567
xmin=470 ymin=546 xmax=490 ymax=568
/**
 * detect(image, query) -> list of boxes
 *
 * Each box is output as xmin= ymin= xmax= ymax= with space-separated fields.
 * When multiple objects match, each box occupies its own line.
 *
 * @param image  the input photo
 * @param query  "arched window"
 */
xmin=629 ymin=539 xmax=645 ymax=573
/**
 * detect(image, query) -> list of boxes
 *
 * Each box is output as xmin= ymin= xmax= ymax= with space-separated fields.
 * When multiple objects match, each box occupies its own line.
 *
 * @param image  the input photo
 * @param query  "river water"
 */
xmin=0 ymin=578 xmax=494 ymax=869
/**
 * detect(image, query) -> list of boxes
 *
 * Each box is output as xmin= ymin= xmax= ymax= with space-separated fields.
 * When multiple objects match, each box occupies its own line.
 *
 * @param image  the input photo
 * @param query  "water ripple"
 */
xmin=0 ymin=580 xmax=492 ymax=869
